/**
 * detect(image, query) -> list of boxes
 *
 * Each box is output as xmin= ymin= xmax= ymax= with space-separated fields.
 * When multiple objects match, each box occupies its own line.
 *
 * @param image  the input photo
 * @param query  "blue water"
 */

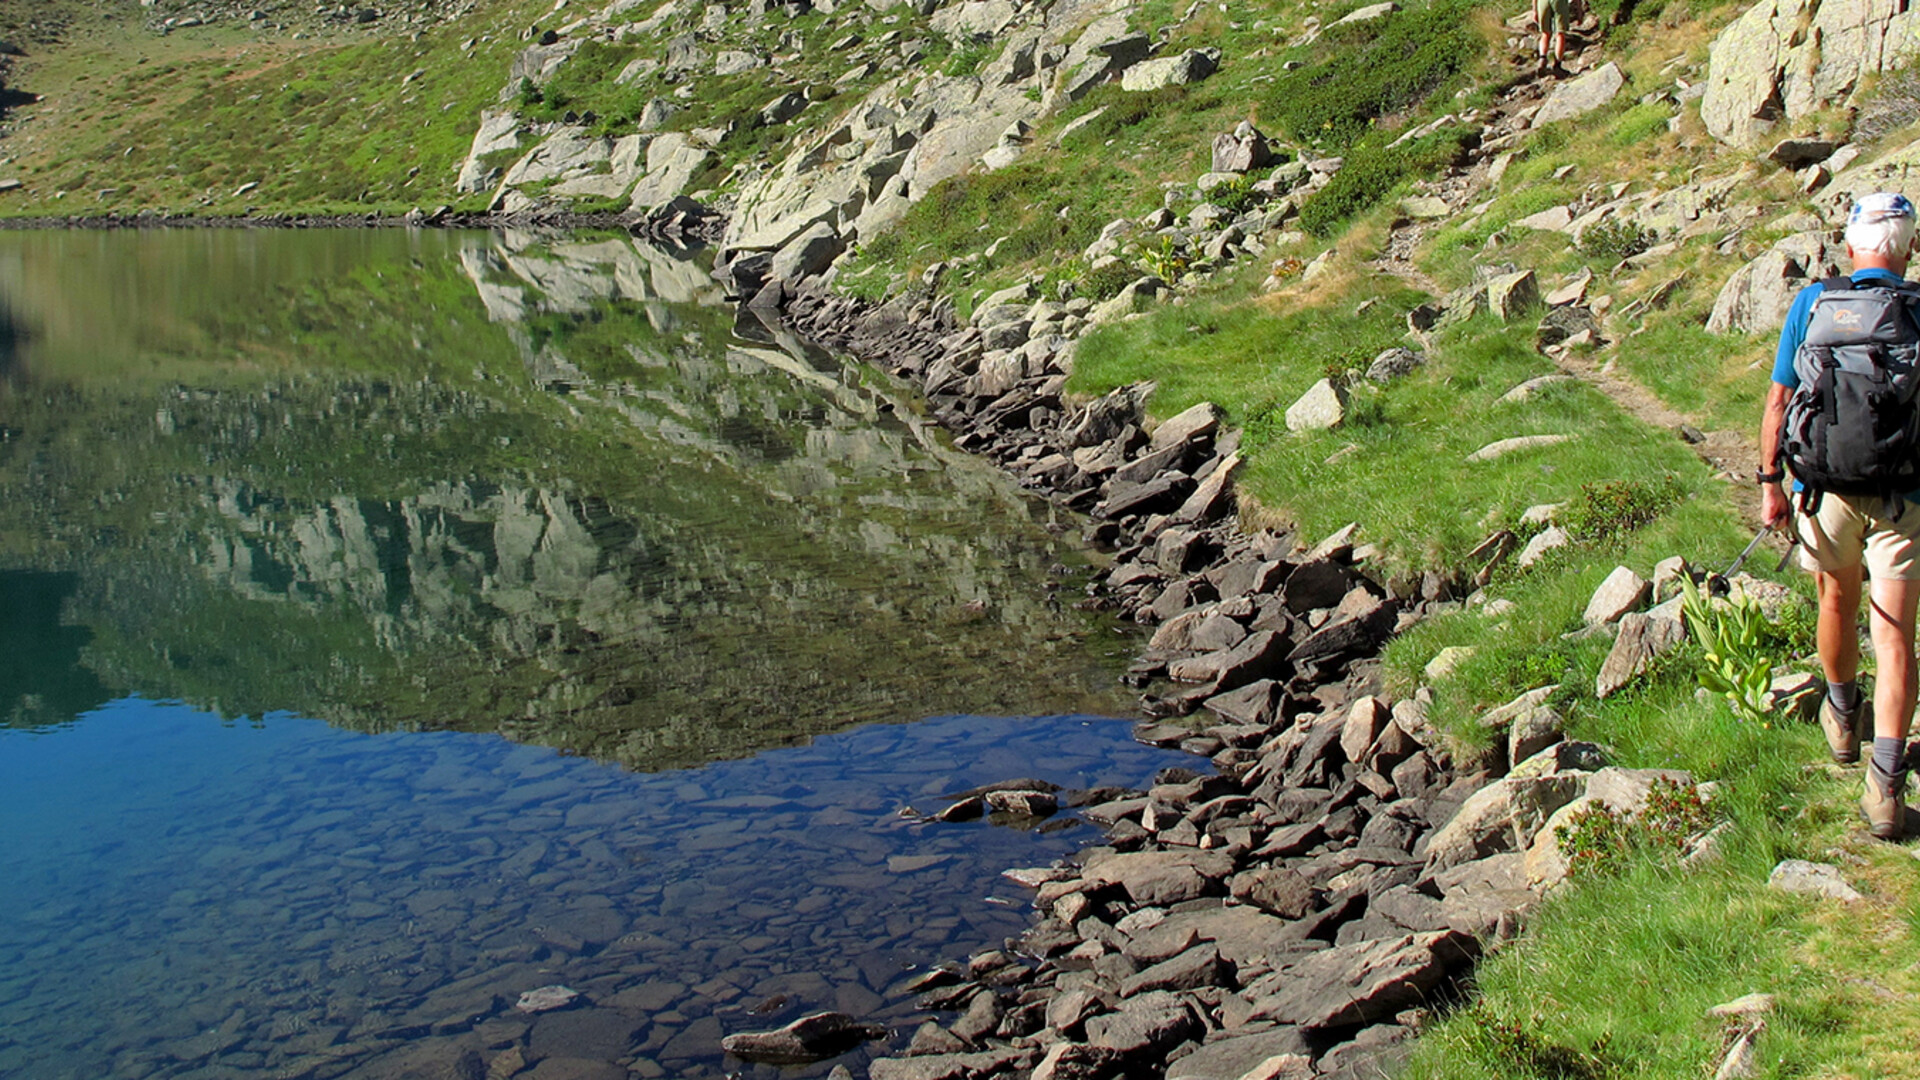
xmin=0 ymin=700 xmax=1187 ymax=1080
xmin=0 ymin=229 xmax=1174 ymax=1080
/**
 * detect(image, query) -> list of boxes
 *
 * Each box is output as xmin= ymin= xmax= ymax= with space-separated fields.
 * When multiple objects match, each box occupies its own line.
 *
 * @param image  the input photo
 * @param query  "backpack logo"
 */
xmin=1833 ymin=308 xmax=1863 ymax=327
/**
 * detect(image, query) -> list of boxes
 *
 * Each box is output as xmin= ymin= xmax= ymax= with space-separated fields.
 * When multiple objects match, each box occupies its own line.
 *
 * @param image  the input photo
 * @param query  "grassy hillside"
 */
xmin=11 ymin=0 xmax=1920 ymax=1071
xmin=0 ymin=0 xmax=547 ymax=215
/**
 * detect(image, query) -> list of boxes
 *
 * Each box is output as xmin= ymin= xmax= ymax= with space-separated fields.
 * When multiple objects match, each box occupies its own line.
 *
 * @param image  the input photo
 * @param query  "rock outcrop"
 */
xmin=1706 ymin=230 xmax=1845 ymax=335
xmin=1702 ymin=0 xmax=1920 ymax=147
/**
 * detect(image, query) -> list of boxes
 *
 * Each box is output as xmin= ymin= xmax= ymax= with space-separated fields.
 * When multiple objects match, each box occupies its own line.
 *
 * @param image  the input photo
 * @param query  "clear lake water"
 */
xmin=0 ymin=228 xmax=1191 ymax=1080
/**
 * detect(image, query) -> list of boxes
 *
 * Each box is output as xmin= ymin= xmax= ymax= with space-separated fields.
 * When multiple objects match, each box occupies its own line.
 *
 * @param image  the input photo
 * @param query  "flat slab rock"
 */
xmin=868 ymin=1049 xmax=1031 ymax=1080
xmin=719 ymin=1011 xmax=889 ymax=1064
xmin=1248 ymin=930 xmax=1478 ymax=1029
xmin=1085 ymin=990 xmax=1202 ymax=1056
xmin=1768 ymin=859 xmax=1863 ymax=902
xmin=1164 ymin=1027 xmax=1311 ymax=1080
xmin=1081 ymin=849 xmax=1236 ymax=905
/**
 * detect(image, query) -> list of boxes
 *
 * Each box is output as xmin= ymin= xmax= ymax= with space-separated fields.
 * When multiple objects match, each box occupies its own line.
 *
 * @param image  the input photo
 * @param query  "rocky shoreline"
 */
xmin=761 ymin=277 xmax=1487 ymax=1080
xmin=710 ymin=270 xmax=1717 ymax=1080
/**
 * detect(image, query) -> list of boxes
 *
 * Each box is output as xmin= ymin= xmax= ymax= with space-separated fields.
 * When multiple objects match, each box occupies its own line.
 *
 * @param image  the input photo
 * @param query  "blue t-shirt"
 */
xmin=1770 ymin=267 xmax=1920 ymax=501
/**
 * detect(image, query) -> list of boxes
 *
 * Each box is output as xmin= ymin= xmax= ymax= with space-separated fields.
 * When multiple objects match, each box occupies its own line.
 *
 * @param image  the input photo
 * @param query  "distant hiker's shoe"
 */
xmin=1820 ymin=698 xmax=1865 ymax=764
xmin=1863 ymin=758 xmax=1909 ymax=840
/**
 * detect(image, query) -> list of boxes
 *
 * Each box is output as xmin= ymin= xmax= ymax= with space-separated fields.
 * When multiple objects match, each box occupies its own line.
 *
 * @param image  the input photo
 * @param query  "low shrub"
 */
xmin=1297 ymin=128 xmax=1471 ymax=236
xmin=1207 ymin=174 xmax=1260 ymax=215
xmin=944 ymin=41 xmax=995 ymax=77
xmin=1577 ymin=219 xmax=1658 ymax=261
xmin=1555 ymin=778 xmax=1716 ymax=879
xmin=1560 ymin=475 xmax=1683 ymax=541
xmin=1267 ymin=0 xmax=1481 ymax=150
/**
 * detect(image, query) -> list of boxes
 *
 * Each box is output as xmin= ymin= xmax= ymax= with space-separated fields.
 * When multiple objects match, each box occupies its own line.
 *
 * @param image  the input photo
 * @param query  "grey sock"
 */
xmin=1830 ymin=680 xmax=1862 ymax=713
xmin=1873 ymin=736 xmax=1906 ymax=777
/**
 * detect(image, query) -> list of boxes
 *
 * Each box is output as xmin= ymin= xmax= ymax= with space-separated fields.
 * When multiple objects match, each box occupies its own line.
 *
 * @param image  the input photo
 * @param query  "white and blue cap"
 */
xmin=1845 ymin=191 xmax=1918 ymax=255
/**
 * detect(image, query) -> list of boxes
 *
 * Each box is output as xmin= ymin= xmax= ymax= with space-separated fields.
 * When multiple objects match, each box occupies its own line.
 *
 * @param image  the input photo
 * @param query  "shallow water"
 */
xmin=0 ymin=701 xmax=1185 ymax=1080
xmin=0 ymin=228 xmax=1182 ymax=1079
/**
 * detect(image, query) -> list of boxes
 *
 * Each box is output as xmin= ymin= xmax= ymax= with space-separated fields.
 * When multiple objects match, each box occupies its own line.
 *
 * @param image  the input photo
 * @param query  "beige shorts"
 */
xmin=1534 ymin=0 xmax=1573 ymax=34
xmin=1796 ymin=492 xmax=1920 ymax=580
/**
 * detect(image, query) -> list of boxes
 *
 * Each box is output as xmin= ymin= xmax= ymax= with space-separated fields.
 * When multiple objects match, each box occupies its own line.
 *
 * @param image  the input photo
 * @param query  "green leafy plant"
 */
xmin=1298 ymin=128 xmax=1471 ymax=237
xmin=1138 ymin=236 xmax=1190 ymax=281
xmin=1267 ymin=0 xmax=1477 ymax=150
xmin=1054 ymin=257 xmax=1137 ymax=302
xmin=1679 ymin=574 xmax=1776 ymax=724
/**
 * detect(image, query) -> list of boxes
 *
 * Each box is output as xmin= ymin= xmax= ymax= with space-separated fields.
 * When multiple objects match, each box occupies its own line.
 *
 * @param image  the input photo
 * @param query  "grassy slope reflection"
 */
xmin=0 ymin=229 xmax=1128 ymax=766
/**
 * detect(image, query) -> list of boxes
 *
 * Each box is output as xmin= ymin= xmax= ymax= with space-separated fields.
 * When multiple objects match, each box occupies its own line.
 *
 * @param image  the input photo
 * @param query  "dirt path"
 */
xmin=1368 ymin=34 xmax=1770 ymax=531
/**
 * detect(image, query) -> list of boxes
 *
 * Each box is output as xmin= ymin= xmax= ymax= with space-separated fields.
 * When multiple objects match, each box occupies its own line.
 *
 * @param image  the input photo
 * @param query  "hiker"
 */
xmin=1533 ymin=0 xmax=1573 ymax=72
xmin=1758 ymin=191 xmax=1920 ymax=840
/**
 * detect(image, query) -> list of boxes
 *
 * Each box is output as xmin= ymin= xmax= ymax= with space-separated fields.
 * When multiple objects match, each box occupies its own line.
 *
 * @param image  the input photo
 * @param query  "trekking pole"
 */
xmin=1774 ymin=535 xmax=1800 ymax=574
xmin=1722 ymin=523 xmax=1774 ymax=578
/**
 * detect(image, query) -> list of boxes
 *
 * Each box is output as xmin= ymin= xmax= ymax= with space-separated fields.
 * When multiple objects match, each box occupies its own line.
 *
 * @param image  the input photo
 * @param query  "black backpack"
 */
xmin=1781 ymin=275 xmax=1920 ymax=516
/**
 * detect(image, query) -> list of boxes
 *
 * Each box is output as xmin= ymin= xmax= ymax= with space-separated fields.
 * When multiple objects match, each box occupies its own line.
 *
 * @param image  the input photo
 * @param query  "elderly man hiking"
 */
xmin=1759 ymin=192 xmax=1920 ymax=840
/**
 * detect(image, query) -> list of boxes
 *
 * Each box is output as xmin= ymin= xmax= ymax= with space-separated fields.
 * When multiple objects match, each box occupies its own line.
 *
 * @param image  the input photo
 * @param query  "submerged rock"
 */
xmin=720 ymin=1011 xmax=891 ymax=1064
xmin=515 ymin=984 xmax=581 ymax=1013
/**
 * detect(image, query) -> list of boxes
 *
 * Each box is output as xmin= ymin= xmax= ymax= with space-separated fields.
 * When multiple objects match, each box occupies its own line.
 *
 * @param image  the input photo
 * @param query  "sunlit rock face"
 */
xmin=0 ymin=228 xmax=1127 ymax=766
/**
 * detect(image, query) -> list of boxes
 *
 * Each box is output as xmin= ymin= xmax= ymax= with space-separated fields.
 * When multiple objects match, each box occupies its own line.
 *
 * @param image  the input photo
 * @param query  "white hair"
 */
xmin=1846 ymin=209 xmax=1917 ymax=256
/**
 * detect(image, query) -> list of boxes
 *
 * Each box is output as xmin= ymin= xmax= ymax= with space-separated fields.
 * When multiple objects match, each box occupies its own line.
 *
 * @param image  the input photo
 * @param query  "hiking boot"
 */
xmin=1863 ymin=758 xmax=1909 ymax=840
xmin=1820 ymin=697 xmax=1866 ymax=764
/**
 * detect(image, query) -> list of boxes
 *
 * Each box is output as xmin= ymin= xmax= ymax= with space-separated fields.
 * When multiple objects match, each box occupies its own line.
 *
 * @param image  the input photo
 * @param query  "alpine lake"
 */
xmin=0 ymin=228 xmax=1197 ymax=1080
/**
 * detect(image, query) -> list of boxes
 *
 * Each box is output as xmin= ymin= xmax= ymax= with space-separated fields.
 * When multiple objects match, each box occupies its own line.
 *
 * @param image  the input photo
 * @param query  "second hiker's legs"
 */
xmin=1867 ymin=575 xmax=1920 ymax=742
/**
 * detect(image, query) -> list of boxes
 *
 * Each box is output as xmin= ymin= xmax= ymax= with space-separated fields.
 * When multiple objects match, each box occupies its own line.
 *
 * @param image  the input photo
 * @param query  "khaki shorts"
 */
xmin=1534 ymin=0 xmax=1573 ymax=34
xmin=1796 ymin=492 xmax=1920 ymax=580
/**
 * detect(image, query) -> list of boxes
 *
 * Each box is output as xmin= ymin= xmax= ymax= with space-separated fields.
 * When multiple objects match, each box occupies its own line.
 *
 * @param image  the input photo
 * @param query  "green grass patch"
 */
xmin=1612 ymin=318 xmax=1773 ymax=431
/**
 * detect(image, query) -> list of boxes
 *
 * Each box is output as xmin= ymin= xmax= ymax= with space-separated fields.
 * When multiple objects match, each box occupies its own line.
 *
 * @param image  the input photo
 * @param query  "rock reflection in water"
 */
xmin=0 ymin=228 xmax=1133 ymax=766
xmin=0 ymin=701 xmax=1193 ymax=1080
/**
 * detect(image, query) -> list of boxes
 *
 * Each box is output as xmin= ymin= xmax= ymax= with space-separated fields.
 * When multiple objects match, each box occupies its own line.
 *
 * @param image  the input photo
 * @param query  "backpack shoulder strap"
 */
xmin=1820 ymin=275 xmax=1855 ymax=292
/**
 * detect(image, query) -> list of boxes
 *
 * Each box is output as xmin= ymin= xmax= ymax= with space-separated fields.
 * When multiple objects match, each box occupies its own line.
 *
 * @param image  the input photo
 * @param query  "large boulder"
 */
xmin=1211 ymin=121 xmax=1273 ymax=173
xmin=457 ymin=110 xmax=524 ymax=194
xmin=1706 ymin=230 xmax=1846 ymax=334
xmin=1424 ymin=773 xmax=1589 ymax=872
xmin=1595 ymin=606 xmax=1687 ymax=698
xmin=930 ymin=0 xmax=1019 ymax=39
xmin=768 ymin=222 xmax=844 ymax=282
xmin=1285 ymin=378 xmax=1347 ymax=432
xmin=1533 ymin=62 xmax=1624 ymax=126
xmin=1081 ymin=849 xmax=1235 ymax=905
xmin=628 ymin=133 xmax=713 ymax=212
xmin=1702 ymin=0 xmax=1920 ymax=147
xmin=1056 ymin=13 xmax=1153 ymax=102
xmin=1121 ymin=48 xmax=1220 ymax=91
